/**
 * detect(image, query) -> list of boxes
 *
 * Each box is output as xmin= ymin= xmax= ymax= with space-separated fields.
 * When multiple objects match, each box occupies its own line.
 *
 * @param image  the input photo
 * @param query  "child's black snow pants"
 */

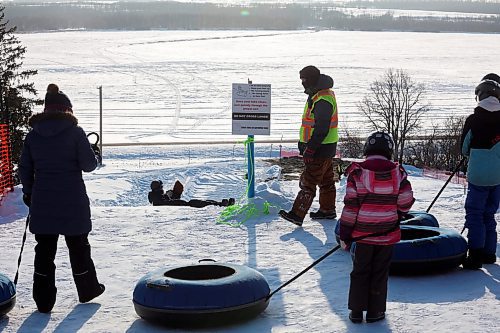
xmin=348 ymin=243 xmax=393 ymax=313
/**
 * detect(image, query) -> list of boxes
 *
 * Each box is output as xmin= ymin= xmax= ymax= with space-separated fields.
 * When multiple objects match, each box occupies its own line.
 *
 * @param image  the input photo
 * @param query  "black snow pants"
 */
xmin=348 ymin=243 xmax=393 ymax=313
xmin=33 ymin=233 xmax=101 ymax=311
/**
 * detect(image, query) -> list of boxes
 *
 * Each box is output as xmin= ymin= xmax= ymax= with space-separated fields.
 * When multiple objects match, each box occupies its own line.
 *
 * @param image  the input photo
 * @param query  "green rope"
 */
xmin=216 ymin=199 xmax=281 ymax=227
xmin=217 ymin=137 xmax=280 ymax=227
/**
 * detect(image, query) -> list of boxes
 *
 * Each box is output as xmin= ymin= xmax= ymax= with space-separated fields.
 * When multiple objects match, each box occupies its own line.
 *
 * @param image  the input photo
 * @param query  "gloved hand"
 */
xmin=302 ymin=147 xmax=316 ymax=164
xmin=91 ymin=144 xmax=102 ymax=164
xmin=23 ymin=193 xmax=32 ymax=207
xmin=398 ymin=211 xmax=410 ymax=222
xmin=340 ymin=239 xmax=351 ymax=251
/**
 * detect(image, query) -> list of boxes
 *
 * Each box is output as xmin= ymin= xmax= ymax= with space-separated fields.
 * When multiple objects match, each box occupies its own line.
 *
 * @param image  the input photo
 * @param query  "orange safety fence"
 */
xmin=0 ymin=124 xmax=14 ymax=206
xmin=422 ymin=166 xmax=467 ymax=186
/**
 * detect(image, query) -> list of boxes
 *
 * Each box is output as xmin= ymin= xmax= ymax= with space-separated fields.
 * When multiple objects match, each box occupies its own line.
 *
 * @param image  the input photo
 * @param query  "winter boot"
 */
xmin=81 ymin=284 xmax=105 ymax=303
xmin=349 ymin=310 xmax=363 ymax=323
xmin=310 ymin=210 xmax=337 ymax=220
xmin=279 ymin=210 xmax=304 ymax=226
xmin=33 ymin=272 xmax=57 ymax=313
xmin=481 ymin=251 xmax=497 ymax=264
xmin=290 ymin=191 xmax=314 ymax=220
xmin=462 ymin=249 xmax=483 ymax=270
xmin=366 ymin=311 xmax=385 ymax=323
xmin=228 ymin=198 xmax=236 ymax=206
xmin=172 ymin=180 xmax=184 ymax=200
xmin=74 ymin=271 xmax=105 ymax=303
xmin=73 ymin=269 xmax=105 ymax=303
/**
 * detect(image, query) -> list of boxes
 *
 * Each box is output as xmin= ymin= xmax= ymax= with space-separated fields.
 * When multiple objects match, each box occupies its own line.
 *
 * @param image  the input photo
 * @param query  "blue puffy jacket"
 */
xmin=19 ymin=111 xmax=97 ymax=235
xmin=461 ymin=97 xmax=500 ymax=186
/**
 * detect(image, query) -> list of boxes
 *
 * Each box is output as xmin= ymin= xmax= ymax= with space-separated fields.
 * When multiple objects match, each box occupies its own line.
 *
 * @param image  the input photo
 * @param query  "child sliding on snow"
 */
xmin=338 ymin=132 xmax=415 ymax=324
xmin=148 ymin=180 xmax=235 ymax=208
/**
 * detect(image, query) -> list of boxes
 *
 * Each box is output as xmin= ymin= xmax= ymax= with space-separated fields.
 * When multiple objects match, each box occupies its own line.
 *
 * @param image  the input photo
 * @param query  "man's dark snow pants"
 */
xmin=290 ymin=157 xmax=336 ymax=219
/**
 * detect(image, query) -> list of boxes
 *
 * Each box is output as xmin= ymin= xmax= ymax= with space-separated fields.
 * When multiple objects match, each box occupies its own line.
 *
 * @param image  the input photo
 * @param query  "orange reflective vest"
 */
xmin=299 ymin=89 xmax=338 ymax=144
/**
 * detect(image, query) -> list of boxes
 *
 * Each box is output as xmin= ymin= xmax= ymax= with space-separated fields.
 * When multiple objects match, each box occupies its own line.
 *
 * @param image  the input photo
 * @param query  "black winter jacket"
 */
xmin=19 ymin=112 xmax=97 ymax=235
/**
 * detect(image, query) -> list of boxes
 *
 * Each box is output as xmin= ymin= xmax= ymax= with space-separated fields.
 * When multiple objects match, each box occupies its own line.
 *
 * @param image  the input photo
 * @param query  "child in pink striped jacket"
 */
xmin=339 ymin=131 xmax=415 ymax=324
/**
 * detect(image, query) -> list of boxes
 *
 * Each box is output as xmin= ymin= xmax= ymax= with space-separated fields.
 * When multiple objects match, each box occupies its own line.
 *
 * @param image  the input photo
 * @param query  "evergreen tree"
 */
xmin=0 ymin=5 xmax=42 ymax=177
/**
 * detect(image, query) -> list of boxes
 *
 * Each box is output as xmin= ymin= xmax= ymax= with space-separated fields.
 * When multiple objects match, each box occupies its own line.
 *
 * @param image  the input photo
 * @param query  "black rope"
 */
xmin=426 ymin=156 xmax=466 ymax=213
xmin=14 ymin=215 xmax=30 ymax=285
xmin=266 ymin=244 xmax=341 ymax=300
xmin=267 ymin=226 xmax=399 ymax=300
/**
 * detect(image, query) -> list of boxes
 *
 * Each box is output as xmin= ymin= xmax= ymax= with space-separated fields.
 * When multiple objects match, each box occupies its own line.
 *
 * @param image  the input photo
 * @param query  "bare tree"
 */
xmin=439 ymin=115 xmax=465 ymax=170
xmin=339 ymin=128 xmax=364 ymax=159
xmin=358 ymin=68 xmax=429 ymax=163
xmin=404 ymin=115 xmax=465 ymax=170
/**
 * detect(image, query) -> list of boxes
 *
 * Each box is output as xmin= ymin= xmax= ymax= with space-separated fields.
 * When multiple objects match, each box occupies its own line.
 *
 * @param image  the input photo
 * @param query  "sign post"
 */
xmin=247 ymin=134 xmax=255 ymax=198
xmin=231 ymin=82 xmax=271 ymax=199
xmin=98 ymin=86 xmax=103 ymax=165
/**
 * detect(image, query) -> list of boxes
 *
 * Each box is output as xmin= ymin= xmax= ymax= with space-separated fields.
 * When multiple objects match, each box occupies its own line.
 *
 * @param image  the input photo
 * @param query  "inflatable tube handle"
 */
xmin=146 ymin=279 xmax=171 ymax=291
xmin=410 ymin=238 xmax=438 ymax=247
xmin=198 ymin=259 xmax=216 ymax=263
xmin=87 ymin=132 xmax=100 ymax=145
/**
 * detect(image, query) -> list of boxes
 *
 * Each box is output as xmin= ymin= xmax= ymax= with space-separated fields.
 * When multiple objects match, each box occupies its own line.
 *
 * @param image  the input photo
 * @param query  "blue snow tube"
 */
xmin=335 ymin=210 xmax=439 ymax=244
xmin=0 ymin=273 xmax=16 ymax=317
xmin=350 ymin=225 xmax=467 ymax=275
xmin=400 ymin=211 xmax=440 ymax=228
xmin=133 ymin=261 xmax=270 ymax=327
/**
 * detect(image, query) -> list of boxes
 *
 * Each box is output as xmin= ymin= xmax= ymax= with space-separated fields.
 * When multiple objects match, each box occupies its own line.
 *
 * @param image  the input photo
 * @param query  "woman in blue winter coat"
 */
xmin=19 ymin=84 xmax=105 ymax=313
xmin=460 ymin=73 xmax=500 ymax=269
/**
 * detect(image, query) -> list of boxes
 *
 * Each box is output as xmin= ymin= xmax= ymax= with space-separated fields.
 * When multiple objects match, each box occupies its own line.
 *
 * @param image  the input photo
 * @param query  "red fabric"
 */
xmin=339 ymin=155 xmax=415 ymax=245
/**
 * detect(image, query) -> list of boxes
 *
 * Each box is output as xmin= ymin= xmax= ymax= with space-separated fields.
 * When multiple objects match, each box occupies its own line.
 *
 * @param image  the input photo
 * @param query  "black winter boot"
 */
xmin=73 ymin=272 xmax=105 ymax=303
xmin=66 ymin=234 xmax=105 ymax=303
xmin=33 ymin=272 xmax=57 ymax=313
xmin=481 ymin=251 xmax=497 ymax=264
xmin=80 ymin=284 xmax=105 ymax=303
xmin=349 ymin=310 xmax=363 ymax=323
xmin=462 ymin=249 xmax=483 ymax=270
xmin=366 ymin=311 xmax=385 ymax=323
xmin=279 ymin=210 xmax=304 ymax=226
xmin=310 ymin=210 xmax=337 ymax=220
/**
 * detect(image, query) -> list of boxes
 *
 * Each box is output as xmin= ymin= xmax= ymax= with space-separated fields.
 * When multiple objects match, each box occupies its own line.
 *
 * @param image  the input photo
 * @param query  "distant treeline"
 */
xmin=345 ymin=0 xmax=500 ymax=15
xmin=4 ymin=1 xmax=500 ymax=33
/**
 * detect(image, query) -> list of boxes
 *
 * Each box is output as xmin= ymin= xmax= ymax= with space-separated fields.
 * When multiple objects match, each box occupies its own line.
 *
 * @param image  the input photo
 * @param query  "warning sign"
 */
xmin=232 ymin=83 xmax=271 ymax=135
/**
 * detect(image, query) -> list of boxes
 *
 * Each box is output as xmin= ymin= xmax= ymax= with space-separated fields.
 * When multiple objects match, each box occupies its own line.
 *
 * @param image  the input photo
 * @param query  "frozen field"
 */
xmin=16 ymin=29 xmax=500 ymax=144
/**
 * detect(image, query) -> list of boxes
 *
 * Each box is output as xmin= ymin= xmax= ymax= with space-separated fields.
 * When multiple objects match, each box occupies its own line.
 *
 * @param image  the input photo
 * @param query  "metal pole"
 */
xmin=14 ymin=215 xmax=30 ymax=285
xmin=247 ymin=134 xmax=255 ymax=198
xmin=98 ymin=86 xmax=103 ymax=165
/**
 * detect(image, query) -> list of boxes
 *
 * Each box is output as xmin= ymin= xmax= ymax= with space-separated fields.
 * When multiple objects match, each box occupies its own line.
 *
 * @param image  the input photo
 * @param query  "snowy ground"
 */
xmin=0 ymin=144 xmax=498 ymax=333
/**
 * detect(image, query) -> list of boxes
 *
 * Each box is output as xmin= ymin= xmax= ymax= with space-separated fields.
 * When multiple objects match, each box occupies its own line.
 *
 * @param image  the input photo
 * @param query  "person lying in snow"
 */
xmin=148 ymin=180 xmax=235 ymax=208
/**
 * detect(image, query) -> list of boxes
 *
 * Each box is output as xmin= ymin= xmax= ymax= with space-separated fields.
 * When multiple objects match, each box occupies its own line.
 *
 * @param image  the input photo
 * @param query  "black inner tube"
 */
xmin=401 ymin=228 xmax=440 ymax=240
xmin=164 ymin=265 xmax=236 ymax=280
